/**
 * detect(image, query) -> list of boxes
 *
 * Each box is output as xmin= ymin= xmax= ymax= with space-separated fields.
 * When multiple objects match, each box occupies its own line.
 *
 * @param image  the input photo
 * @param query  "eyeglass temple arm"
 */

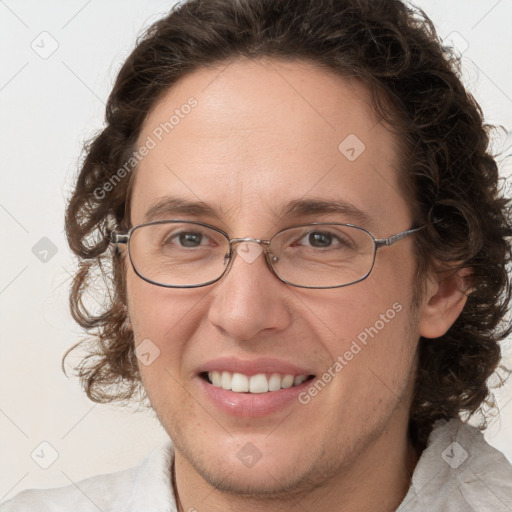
xmin=374 ymin=225 xmax=425 ymax=248
xmin=110 ymin=232 xmax=129 ymax=246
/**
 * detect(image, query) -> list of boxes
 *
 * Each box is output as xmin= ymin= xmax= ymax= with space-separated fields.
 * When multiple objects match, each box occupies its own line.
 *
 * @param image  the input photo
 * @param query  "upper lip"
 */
xmin=197 ymin=357 xmax=315 ymax=377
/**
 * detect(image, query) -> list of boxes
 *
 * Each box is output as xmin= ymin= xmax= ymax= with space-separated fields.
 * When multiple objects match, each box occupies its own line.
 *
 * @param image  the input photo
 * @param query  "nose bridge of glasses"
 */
xmin=229 ymin=237 xmax=270 ymax=245
xmin=229 ymin=236 xmax=270 ymax=251
xmin=228 ymin=237 xmax=276 ymax=266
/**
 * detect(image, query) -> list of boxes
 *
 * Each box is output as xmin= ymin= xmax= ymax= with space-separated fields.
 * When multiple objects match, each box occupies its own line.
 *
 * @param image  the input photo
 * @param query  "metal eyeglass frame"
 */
xmin=111 ymin=220 xmax=425 ymax=289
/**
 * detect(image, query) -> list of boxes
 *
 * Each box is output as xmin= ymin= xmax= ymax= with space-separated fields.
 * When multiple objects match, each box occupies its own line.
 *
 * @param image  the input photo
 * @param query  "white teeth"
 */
xmin=231 ymin=373 xmax=249 ymax=392
xmin=210 ymin=370 xmax=221 ymax=387
xmin=294 ymin=375 xmax=308 ymax=386
xmin=221 ymin=371 xmax=232 ymax=390
xmin=281 ymin=374 xmax=294 ymax=389
xmin=207 ymin=371 xmax=310 ymax=393
xmin=268 ymin=373 xmax=282 ymax=391
xmin=249 ymin=374 xmax=268 ymax=393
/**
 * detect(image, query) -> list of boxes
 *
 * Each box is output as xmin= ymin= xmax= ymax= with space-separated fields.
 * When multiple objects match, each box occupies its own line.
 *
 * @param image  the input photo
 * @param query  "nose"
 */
xmin=207 ymin=241 xmax=293 ymax=341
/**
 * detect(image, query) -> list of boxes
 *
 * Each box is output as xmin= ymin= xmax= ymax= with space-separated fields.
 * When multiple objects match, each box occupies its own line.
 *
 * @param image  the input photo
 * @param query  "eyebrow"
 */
xmin=144 ymin=197 xmax=220 ymax=222
xmin=280 ymin=198 xmax=373 ymax=227
xmin=143 ymin=196 xmax=373 ymax=227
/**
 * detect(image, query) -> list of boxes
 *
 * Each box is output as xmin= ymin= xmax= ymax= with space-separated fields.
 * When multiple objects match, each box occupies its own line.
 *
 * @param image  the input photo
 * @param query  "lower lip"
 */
xmin=197 ymin=376 xmax=315 ymax=417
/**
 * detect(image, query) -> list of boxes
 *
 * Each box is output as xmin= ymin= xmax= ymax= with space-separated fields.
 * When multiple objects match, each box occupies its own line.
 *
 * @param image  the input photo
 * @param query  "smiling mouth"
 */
xmin=200 ymin=371 xmax=315 ymax=394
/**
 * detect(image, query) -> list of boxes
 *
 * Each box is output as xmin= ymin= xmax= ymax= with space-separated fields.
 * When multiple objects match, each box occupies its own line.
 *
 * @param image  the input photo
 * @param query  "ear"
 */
xmin=418 ymin=267 xmax=472 ymax=339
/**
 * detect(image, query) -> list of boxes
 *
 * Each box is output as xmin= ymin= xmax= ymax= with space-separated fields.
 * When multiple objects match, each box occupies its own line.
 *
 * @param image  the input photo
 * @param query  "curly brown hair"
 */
xmin=63 ymin=0 xmax=512 ymax=445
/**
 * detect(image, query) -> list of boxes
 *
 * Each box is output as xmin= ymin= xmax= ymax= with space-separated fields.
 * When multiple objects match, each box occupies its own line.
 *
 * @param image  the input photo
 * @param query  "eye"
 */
xmin=160 ymin=229 xmax=215 ymax=249
xmin=295 ymin=230 xmax=350 ymax=249
xmin=156 ymin=226 xmax=216 ymax=250
xmin=303 ymin=231 xmax=334 ymax=248
xmin=173 ymin=231 xmax=206 ymax=248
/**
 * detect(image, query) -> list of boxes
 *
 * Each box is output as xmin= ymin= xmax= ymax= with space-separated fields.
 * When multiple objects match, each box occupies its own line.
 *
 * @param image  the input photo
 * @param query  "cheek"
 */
xmin=315 ymin=306 xmax=417 ymax=427
xmin=299 ymin=262 xmax=414 ymax=346
xmin=299 ymin=275 xmax=418 ymax=401
xmin=126 ymin=269 xmax=209 ymax=381
xmin=126 ymin=279 xmax=193 ymax=412
xmin=126 ymin=264 xmax=198 ymax=338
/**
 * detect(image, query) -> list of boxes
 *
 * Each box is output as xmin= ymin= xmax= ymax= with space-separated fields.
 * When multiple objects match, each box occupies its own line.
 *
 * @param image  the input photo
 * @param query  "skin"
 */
xmin=125 ymin=58 xmax=468 ymax=511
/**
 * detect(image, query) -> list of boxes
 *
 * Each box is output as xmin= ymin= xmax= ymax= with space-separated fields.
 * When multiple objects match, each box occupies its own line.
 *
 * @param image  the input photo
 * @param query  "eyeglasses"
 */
xmin=111 ymin=220 xmax=423 ymax=289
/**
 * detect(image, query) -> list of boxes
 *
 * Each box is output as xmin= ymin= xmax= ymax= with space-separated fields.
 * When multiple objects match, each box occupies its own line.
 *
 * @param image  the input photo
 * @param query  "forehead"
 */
xmin=131 ymin=58 xmax=410 ymax=231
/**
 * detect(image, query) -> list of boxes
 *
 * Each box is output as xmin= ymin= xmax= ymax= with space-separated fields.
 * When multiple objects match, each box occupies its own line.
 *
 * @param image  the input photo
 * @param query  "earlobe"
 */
xmin=418 ymin=267 xmax=472 ymax=339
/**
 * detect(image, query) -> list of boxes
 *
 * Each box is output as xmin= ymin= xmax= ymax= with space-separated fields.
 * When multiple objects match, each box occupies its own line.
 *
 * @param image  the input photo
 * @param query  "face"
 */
xmin=126 ymin=58 xmax=422 ymax=496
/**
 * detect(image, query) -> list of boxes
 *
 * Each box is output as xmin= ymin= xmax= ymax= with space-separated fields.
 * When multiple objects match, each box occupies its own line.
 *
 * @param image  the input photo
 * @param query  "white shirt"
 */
xmin=2 ymin=419 xmax=511 ymax=511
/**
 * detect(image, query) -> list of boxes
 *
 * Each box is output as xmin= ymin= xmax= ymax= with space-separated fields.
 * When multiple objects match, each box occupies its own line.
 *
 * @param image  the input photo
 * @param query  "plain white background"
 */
xmin=1 ymin=0 xmax=511 ymax=501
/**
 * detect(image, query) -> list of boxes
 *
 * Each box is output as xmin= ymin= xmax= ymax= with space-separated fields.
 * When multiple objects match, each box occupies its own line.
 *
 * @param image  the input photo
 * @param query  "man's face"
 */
xmin=127 ymin=59 xmax=421 ymax=494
